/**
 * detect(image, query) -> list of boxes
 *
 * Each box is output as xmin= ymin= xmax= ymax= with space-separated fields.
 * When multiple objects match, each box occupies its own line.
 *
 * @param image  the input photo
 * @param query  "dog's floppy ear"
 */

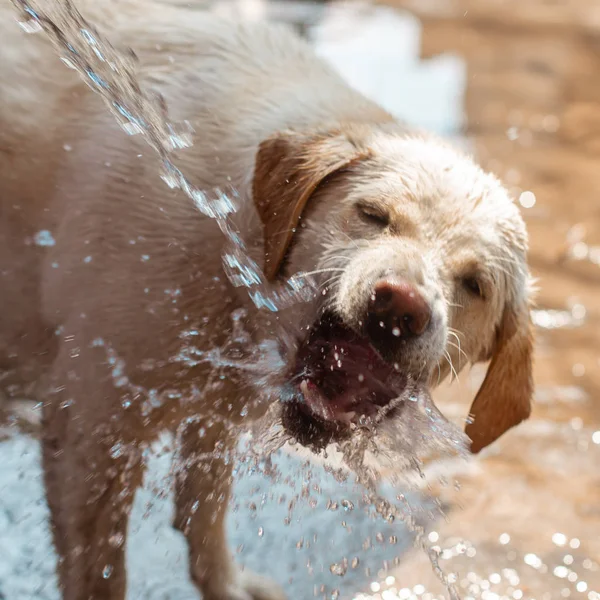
xmin=252 ymin=129 xmax=370 ymax=280
xmin=466 ymin=300 xmax=534 ymax=453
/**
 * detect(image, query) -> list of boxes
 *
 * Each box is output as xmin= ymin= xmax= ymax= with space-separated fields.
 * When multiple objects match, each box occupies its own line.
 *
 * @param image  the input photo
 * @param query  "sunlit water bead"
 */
xmin=569 ymin=241 xmax=600 ymax=266
xmin=553 ymin=533 xmax=569 ymax=547
xmin=563 ymin=224 xmax=600 ymax=266
xmin=102 ymin=564 xmax=113 ymax=579
xmin=330 ymin=560 xmax=348 ymax=577
xmin=17 ymin=10 xmax=42 ymax=33
xmin=108 ymin=532 xmax=124 ymax=548
xmin=354 ymin=579 xmax=435 ymax=600
xmin=531 ymin=303 xmax=586 ymax=330
xmin=33 ymin=229 xmax=56 ymax=247
xmin=518 ymin=190 xmax=536 ymax=209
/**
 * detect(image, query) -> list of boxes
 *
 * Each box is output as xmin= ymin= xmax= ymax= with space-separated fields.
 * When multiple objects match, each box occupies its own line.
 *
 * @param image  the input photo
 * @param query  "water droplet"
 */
xmin=506 ymin=126 xmax=519 ymax=140
xmin=572 ymin=363 xmax=585 ymax=377
xmin=121 ymin=121 xmax=143 ymax=136
xmin=110 ymin=443 xmax=123 ymax=459
xmin=524 ymin=553 xmax=543 ymax=569
xmin=108 ymin=533 xmax=124 ymax=548
xmin=61 ymin=57 xmax=77 ymax=69
xmin=552 ymin=532 xmax=568 ymax=546
xmin=329 ymin=560 xmax=347 ymax=576
xmin=18 ymin=19 xmax=42 ymax=34
xmin=63 ymin=144 xmax=73 ymax=152
xmin=518 ymin=190 xmax=536 ymax=208
xmin=102 ymin=564 xmax=113 ymax=579
xmin=33 ymin=230 xmax=56 ymax=247
xmin=554 ymin=565 xmax=569 ymax=578
xmin=257 ymin=527 xmax=264 ymax=537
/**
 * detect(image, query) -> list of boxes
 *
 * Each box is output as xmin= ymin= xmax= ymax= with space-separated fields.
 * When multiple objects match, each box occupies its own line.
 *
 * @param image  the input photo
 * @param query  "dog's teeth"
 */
xmin=300 ymin=380 xmax=310 ymax=397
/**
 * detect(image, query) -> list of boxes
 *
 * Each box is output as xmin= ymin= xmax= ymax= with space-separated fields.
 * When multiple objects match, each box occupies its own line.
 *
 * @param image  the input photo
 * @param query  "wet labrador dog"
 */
xmin=0 ymin=1 xmax=534 ymax=599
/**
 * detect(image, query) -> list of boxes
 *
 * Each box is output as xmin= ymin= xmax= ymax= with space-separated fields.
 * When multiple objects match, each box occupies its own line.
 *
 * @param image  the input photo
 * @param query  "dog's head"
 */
xmin=252 ymin=125 xmax=533 ymax=453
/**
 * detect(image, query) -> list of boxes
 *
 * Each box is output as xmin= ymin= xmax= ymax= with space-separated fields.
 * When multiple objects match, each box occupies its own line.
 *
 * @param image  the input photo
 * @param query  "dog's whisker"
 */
xmin=447 ymin=326 xmax=466 ymax=339
xmin=443 ymin=350 xmax=460 ymax=383
xmin=297 ymin=267 xmax=346 ymax=278
xmin=447 ymin=302 xmax=464 ymax=309
xmin=447 ymin=331 xmax=468 ymax=362
xmin=435 ymin=361 xmax=443 ymax=387
xmin=446 ymin=341 xmax=467 ymax=368
xmin=318 ymin=276 xmax=342 ymax=292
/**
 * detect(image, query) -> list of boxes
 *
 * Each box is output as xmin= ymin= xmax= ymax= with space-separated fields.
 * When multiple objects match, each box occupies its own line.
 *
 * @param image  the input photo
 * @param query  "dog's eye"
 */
xmin=462 ymin=276 xmax=484 ymax=298
xmin=357 ymin=204 xmax=389 ymax=227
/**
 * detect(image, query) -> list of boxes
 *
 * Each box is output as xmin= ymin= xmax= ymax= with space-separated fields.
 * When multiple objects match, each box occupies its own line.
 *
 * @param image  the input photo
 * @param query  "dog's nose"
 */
xmin=367 ymin=280 xmax=431 ymax=350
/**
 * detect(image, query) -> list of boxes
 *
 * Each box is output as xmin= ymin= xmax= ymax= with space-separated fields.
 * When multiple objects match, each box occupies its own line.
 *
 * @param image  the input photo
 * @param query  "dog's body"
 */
xmin=0 ymin=2 xmax=533 ymax=599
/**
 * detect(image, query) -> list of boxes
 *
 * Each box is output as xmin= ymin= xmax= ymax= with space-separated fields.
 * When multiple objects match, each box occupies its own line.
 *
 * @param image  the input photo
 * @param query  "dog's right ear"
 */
xmin=466 ymin=299 xmax=534 ymax=453
xmin=252 ymin=129 xmax=370 ymax=280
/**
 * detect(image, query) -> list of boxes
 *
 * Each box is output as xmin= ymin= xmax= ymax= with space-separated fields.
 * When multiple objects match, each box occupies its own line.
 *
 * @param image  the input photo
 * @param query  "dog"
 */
xmin=0 ymin=1 xmax=534 ymax=598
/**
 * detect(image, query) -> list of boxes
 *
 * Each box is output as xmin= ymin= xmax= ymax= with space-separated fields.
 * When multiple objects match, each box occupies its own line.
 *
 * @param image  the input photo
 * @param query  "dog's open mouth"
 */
xmin=280 ymin=312 xmax=410 ymax=447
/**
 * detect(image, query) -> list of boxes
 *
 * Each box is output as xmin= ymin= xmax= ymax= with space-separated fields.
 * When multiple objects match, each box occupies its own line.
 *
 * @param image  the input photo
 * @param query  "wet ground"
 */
xmin=1 ymin=1 xmax=599 ymax=599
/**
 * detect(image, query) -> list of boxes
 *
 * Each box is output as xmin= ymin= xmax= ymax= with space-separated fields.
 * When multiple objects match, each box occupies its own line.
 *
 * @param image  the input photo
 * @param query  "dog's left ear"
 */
xmin=466 ymin=299 xmax=534 ymax=453
xmin=252 ymin=129 xmax=370 ymax=280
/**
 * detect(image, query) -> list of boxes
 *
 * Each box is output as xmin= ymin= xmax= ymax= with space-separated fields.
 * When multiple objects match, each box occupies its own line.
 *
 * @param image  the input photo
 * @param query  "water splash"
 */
xmin=249 ymin=382 xmax=469 ymax=599
xmin=9 ymin=0 xmax=316 ymax=313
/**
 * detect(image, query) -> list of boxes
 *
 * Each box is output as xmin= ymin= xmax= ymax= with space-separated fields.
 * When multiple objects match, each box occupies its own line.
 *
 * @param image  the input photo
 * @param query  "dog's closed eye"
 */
xmin=356 ymin=201 xmax=389 ymax=228
xmin=461 ymin=275 xmax=484 ymax=299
